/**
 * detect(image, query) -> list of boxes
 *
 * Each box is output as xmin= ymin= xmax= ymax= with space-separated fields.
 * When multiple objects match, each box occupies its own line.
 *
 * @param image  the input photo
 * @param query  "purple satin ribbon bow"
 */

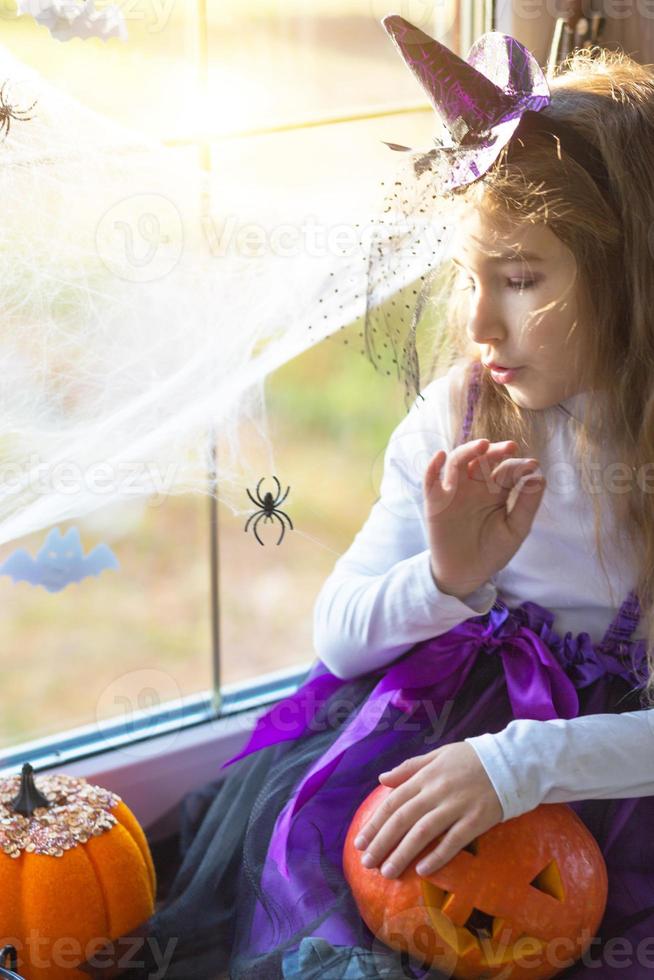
xmin=221 ymin=605 xmax=579 ymax=879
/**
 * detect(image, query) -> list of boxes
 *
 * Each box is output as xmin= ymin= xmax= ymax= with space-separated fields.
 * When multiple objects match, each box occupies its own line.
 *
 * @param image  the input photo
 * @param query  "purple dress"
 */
xmin=100 ymin=362 xmax=654 ymax=979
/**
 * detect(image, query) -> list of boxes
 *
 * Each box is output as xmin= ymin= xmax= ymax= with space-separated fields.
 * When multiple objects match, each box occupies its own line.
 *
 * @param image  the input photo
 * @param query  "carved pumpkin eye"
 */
xmin=530 ymin=858 xmax=565 ymax=901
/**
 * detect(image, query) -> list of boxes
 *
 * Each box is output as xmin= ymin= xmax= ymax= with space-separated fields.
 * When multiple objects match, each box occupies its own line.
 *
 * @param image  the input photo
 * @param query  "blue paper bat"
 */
xmin=0 ymin=526 xmax=119 ymax=593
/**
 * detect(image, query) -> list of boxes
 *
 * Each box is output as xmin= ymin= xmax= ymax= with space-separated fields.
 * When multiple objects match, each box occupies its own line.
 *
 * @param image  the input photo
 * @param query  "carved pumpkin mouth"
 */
xmin=420 ymin=838 xmax=566 ymax=969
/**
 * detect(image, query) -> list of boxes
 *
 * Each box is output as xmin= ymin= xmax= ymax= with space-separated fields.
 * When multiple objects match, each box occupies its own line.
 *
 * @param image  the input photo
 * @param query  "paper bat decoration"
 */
xmin=0 ymin=526 xmax=119 ymax=592
xmin=17 ymin=0 xmax=128 ymax=43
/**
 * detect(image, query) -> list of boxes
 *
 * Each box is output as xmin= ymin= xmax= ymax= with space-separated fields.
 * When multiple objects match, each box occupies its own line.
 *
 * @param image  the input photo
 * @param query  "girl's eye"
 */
xmin=463 ymin=277 xmax=537 ymax=293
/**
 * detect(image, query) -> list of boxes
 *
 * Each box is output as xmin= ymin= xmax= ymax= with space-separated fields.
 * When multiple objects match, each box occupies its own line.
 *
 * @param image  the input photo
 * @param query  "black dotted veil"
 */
xmin=319 ymin=14 xmax=554 ymax=411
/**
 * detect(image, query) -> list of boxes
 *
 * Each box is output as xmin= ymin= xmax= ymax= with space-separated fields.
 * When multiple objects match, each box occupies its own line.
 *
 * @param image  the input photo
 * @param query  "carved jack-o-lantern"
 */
xmin=343 ymin=784 xmax=608 ymax=980
xmin=0 ymin=763 xmax=156 ymax=980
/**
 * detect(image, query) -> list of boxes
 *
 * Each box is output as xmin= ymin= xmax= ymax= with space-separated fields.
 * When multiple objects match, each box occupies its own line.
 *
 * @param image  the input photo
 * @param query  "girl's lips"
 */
xmin=489 ymin=366 xmax=522 ymax=383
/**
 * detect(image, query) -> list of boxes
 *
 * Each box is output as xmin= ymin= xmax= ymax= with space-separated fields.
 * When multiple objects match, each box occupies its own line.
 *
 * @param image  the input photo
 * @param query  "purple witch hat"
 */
xmin=381 ymin=15 xmax=551 ymax=191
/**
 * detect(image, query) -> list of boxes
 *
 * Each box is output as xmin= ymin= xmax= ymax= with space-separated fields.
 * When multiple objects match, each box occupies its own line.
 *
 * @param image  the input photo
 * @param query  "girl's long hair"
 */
xmin=422 ymin=45 xmax=654 ymax=704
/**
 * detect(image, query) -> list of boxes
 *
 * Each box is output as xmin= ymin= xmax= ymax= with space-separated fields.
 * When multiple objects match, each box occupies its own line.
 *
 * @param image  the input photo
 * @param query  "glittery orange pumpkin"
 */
xmin=343 ymin=784 xmax=608 ymax=980
xmin=0 ymin=763 xmax=156 ymax=980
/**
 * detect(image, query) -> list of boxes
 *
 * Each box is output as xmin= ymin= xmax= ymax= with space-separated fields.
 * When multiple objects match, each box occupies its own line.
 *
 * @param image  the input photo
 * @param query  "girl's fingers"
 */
xmin=426 ymin=440 xmax=523 ymax=497
xmin=443 ymin=439 xmax=491 ymax=490
xmin=424 ymin=449 xmax=447 ymax=495
xmin=353 ymin=783 xmax=418 ymax=853
xmin=488 ymin=457 xmax=539 ymax=489
xmin=378 ymin=751 xmax=435 ymax=785
xmin=467 ymin=443 xmax=518 ymax=479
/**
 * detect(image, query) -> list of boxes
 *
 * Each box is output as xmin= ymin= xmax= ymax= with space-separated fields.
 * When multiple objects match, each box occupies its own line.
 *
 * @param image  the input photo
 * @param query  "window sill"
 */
xmin=0 ymin=660 xmax=314 ymax=839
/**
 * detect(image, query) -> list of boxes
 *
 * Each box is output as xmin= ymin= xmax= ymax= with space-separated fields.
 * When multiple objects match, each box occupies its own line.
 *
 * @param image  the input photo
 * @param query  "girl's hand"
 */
xmin=353 ymin=743 xmax=504 ymax=878
xmin=425 ymin=439 xmax=546 ymax=598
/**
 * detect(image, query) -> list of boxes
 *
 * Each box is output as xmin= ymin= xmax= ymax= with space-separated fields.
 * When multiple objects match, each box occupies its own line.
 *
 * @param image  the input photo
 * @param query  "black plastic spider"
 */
xmin=244 ymin=475 xmax=293 ymax=546
xmin=0 ymin=80 xmax=37 ymax=141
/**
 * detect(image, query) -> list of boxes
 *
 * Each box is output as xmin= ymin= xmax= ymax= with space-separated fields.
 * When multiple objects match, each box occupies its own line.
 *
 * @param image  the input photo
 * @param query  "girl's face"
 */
xmin=452 ymin=208 xmax=586 ymax=411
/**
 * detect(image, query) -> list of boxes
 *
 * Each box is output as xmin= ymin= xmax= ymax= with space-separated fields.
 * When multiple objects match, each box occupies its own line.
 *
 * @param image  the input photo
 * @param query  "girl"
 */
xmin=102 ymin=18 xmax=654 ymax=980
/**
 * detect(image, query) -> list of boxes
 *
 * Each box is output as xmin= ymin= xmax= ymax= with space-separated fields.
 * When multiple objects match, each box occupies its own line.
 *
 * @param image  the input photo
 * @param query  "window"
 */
xmin=0 ymin=1 xmax=487 ymax=770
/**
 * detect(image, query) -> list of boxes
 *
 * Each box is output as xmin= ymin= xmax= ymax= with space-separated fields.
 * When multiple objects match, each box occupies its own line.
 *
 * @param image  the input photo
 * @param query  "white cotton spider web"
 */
xmin=0 ymin=43 xmax=459 ymax=548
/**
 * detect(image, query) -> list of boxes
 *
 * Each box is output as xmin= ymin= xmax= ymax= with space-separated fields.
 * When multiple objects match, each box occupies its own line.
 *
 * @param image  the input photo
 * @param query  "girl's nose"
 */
xmin=467 ymin=303 xmax=506 ymax=347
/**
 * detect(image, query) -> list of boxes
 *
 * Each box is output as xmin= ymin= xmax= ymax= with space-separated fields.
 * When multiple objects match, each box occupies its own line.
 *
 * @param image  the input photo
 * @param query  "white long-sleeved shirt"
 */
xmin=312 ymin=363 xmax=654 ymax=822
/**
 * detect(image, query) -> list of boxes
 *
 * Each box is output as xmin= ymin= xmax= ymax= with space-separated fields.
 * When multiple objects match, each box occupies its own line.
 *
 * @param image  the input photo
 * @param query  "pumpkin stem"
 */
xmin=10 ymin=762 xmax=52 ymax=817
